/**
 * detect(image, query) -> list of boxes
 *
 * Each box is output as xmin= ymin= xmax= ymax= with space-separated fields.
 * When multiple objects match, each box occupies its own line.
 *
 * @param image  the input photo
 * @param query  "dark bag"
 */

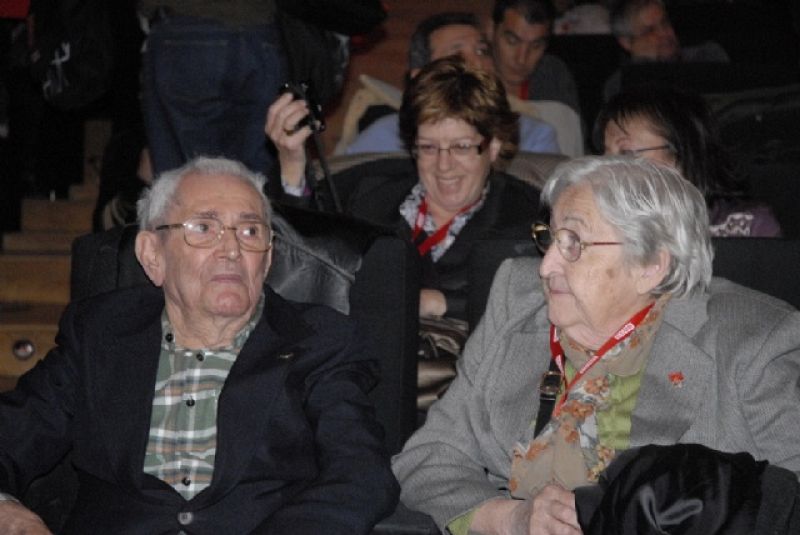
xmin=277 ymin=11 xmax=350 ymax=107
xmin=27 ymin=0 xmax=114 ymax=110
xmin=276 ymin=0 xmax=386 ymax=106
xmin=417 ymin=316 xmax=468 ymax=410
xmin=276 ymin=0 xmax=386 ymax=36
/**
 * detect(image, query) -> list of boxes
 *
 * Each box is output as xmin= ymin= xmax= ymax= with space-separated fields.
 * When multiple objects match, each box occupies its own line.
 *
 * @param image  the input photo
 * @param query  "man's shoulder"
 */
xmin=344 ymin=113 xmax=402 ymax=155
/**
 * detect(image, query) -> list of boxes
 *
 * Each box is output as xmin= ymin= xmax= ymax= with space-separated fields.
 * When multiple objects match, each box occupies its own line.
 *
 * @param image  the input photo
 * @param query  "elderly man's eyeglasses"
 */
xmin=620 ymin=144 xmax=673 ymax=157
xmin=412 ymin=138 xmax=489 ymax=160
xmin=531 ymin=223 xmax=622 ymax=262
xmin=155 ymin=217 xmax=272 ymax=252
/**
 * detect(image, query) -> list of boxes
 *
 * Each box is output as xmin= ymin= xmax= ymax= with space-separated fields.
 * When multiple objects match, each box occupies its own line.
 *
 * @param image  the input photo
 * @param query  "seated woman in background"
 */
xmin=267 ymin=56 xmax=542 ymax=405
xmin=392 ymin=156 xmax=800 ymax=535
xmin=597 ymin=84 xmax=781 ymax=237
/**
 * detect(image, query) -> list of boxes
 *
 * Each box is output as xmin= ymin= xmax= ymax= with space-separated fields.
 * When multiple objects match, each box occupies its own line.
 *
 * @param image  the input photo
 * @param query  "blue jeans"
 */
xmin=142 ymin=16 xmax=285 ymax=176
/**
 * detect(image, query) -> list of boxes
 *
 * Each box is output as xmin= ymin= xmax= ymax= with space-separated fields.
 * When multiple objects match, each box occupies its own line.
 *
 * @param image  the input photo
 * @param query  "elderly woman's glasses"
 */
xmin=620 ymin=144 xmax=672 ymax=156
xmin=155 ymin=217 xmax=273 ymax=252
xmin=531 ymin=223 xmax=622 ymax=262
xmin=412 ymin=138 xmax=489 ymax=160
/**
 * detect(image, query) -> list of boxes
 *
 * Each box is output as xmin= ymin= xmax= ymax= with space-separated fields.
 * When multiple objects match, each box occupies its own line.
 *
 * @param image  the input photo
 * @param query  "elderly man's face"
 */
xmin=539 ymin=182 xmax=660 ymax=349
xmin=490 ymin=8 xmax=550 ymax=90
xmin=144 ymin=173 xmax=271 ymax=324
xmin=427 ymin=24 xmax=494 ymax=73
xmin=619 ymin=3 xmax=679 ymax=61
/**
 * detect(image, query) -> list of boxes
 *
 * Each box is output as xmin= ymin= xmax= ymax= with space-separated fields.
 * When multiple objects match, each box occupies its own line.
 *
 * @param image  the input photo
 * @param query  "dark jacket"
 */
xmin=325 ymin=158 xmax=541 ymax=320
xmin=0 ymin=285 xmax=398 ymax=534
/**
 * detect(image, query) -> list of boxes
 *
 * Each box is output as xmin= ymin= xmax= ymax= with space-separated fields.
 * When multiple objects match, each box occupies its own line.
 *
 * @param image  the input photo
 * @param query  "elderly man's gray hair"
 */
xmin=137 ymin=156 xmax=270 ymax=230
xmin=541 ymin=155 xmax=713 ymax=298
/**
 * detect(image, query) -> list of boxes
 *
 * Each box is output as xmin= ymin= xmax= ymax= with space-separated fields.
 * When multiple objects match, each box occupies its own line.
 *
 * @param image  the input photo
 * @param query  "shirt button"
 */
xmin=177 ymin=511 xmax=193 ymax=525
xmin=165 ymin=333 xmax=174 ymax=343
xmin=195 ymin=353 xmax=204 ymax=362
xmin=181 ymin=476 xmax=191 ymax=486
xmin=186 ymin=398 xmax=195 ymax=407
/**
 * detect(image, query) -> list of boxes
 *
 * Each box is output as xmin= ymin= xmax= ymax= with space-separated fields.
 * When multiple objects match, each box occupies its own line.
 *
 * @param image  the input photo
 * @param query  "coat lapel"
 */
xmin=195 ymin=288 xmax=311 ymax=505
xmin=92 ymin=287 xmax=164 ymax=490
xmin=630 ymin=293 xmax=713 ymax=446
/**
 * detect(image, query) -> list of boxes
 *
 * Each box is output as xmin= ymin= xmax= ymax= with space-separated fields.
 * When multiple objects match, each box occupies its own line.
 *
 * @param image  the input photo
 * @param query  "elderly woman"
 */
xmin=267 ymin=55 xmax=540 ymax=322
xmin=392 ymin=156 xmax=800 ymax=535
xmin=597 ymin=84 xmax=781 ymax=237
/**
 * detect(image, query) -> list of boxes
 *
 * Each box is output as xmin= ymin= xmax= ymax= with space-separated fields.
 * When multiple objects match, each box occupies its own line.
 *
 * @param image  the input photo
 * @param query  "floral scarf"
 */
xmin=508 ymin=295 xmax=670 ymax=499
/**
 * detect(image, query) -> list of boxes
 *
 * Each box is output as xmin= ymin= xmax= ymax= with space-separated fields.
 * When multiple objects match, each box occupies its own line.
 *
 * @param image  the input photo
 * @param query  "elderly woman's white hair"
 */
xmin=137 ymin=156 xmax=270 ymax=230
xmin=541 ymin=155 xmax=713 ymax=298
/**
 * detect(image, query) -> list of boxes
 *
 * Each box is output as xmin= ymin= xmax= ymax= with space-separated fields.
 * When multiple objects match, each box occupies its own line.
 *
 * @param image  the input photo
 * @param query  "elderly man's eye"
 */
xmin=187 ymin=220 xmax=215 ymax=234
xmin=239 ymin=224 xmax=261 ymax=238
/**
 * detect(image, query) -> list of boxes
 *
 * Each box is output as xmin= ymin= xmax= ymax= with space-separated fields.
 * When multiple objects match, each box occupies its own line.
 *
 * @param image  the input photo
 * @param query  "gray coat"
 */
xmin=392 ymin=257 xmax=800 ymax=530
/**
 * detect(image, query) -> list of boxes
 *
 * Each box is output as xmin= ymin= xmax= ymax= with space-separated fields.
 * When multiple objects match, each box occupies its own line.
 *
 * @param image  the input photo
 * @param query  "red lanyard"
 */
xmin=411 ymin=197 xmax=478 ymax=257
xmin=548 ymin=302 xmax=655 ymax=416
xmin=519 ymin=80 xmax=529 ymax=100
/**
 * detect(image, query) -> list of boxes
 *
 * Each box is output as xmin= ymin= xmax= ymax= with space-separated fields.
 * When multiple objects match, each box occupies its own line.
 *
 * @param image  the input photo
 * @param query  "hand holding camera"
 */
xmin=279 ymin=81 xmax=326 ymax=134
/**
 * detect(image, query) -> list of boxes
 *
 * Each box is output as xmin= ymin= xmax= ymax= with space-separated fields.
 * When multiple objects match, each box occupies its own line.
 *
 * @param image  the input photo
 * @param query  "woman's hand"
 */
xmin=0 ymin=501 xmax=52 ymax=535
xmin=471 ymin=486 xmax=582 ymax=535
xmin=265 ymin=92 xmax=313 ymax=188
xmin=419 ymin=289 xmax=447 ymax=318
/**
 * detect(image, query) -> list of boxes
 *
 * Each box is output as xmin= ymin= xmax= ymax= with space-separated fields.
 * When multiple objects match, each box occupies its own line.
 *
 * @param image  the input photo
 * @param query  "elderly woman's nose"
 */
xmin=539 ymin=242 xmax=563 ymax=277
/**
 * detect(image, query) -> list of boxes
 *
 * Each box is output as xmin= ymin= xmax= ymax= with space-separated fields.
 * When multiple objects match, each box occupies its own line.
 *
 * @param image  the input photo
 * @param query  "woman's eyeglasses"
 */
xmin=531 ymin=223 xmax=622 ymax=262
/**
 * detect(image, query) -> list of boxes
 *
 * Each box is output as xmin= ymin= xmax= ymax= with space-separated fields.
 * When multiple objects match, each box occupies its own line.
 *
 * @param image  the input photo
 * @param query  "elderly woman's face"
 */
xmin=539 ymin=182 xmax=659 ymax=349
xmin=604 ymin=116 xmax=675 ymax=167
xmin=415 ymin=117 xmax=501 ymax=222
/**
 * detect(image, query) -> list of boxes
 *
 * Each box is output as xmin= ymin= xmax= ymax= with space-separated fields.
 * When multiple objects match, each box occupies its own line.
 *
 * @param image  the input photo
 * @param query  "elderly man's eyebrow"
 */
xmin=193 ymin=210 xmax=263 ymax=221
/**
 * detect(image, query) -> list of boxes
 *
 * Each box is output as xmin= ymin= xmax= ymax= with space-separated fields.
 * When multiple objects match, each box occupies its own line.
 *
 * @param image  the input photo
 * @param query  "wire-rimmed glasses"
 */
xmin=531 ymin=223 xmax=622 ymax=262
xmin=155 ymin=217 xmax=272 ymax=252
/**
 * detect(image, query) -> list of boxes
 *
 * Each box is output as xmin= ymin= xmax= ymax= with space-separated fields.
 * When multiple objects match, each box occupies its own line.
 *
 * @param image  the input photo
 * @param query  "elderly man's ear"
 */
xmin=636 ymin=249 xmax=671 ymax=295
xmin=135 ymin=231 xmax=166 ymax=287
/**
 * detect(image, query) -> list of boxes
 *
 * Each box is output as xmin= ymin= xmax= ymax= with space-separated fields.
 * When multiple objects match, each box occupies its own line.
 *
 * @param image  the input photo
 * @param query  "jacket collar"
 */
xmin=93 ymin=285 xmax=313 ymax=502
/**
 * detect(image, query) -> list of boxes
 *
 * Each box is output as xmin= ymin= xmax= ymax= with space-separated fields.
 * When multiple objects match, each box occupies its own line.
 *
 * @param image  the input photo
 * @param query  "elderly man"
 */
xmin=0 ymin=157 xmax=399 ymax=533
xmin=487 ymin=0 xmax=580 ymax=114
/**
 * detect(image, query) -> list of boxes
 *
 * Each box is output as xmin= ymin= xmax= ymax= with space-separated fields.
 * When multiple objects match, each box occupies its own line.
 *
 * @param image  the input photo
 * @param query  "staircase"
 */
xmin=0 ymin=120 xmax=110 ymax=391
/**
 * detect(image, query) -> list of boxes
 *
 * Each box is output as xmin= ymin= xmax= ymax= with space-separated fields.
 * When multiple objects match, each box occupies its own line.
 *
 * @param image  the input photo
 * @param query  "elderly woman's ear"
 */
xmin=635 ymin=249 xmax=671 ymax=296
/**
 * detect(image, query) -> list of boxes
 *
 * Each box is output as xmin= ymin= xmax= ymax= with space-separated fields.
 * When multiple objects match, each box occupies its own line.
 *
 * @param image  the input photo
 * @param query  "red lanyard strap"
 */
xmin=411 ymin=196 xmax=478 ymax=257
xmin=548 ymin=302 xmax=655 ymax=415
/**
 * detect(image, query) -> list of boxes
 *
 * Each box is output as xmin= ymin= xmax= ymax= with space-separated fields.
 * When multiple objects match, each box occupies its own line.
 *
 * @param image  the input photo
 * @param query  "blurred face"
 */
xmin=618 ymin=3 xmax=680 ymax=61
xmin=146 ymin=173 xmax=271 ymax=325
xmin=415 ymin=117 xmax=501 ymax=222
xmin=490 ymin=8 xmax=550 ymax=89
xmin=603 ymin=115 xmax=676 ymax=167
xmin=539 ymin=182 xmax=656 ymax=349
xmin=428 ymin=24 xmax=494 ymax=73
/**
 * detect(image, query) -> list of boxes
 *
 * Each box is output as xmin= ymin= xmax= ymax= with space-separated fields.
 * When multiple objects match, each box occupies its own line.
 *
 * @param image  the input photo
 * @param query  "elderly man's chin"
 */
xmin=206 ymin=287 xmax=257 ymax=318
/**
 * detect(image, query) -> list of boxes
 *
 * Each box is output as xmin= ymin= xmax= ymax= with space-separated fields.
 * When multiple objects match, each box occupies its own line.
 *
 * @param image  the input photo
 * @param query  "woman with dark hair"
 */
xmin=597 ymin=84 xmax=781 ymax=237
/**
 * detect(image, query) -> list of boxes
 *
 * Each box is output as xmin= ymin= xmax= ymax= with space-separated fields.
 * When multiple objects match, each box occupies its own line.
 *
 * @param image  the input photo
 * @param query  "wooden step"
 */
xmin=2 ymin=231 xmax=82 ymax=253
xmin=68 ymin=181 xmax=100 ymax=202
xmin=0 ymin=302 xmax=63 ymax=378
xmin=20 ymin=198 xmax=93 ymax=233
xmin=0 ymin=254 xmax=71 ymax=304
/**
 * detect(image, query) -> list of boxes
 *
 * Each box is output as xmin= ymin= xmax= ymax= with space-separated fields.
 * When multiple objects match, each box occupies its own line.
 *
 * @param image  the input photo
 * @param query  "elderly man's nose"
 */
xmin=218 ymin=228 xmax=242 ymax=259
xmin=539 ymin=242 xmax=563 ymax=276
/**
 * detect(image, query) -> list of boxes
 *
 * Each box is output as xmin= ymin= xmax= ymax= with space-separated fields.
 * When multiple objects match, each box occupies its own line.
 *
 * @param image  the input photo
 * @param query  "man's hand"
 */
xmin=0 ymin=501 xmax=52 ymax=535
xmin=265 ymin=92 xmax=313 ymax=188
xmin=471 ymin=486 xmax=581 ymax=535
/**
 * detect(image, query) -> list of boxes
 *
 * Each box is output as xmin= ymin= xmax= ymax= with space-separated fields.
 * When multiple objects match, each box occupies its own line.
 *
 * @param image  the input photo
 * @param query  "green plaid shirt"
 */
xmin=143 ymin=294 xmax=265 ymax=500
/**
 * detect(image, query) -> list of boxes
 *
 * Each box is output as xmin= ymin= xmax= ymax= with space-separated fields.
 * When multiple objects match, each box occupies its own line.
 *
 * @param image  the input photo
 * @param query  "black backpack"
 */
xmin=28 ymin=0 xmax=114 ymax=110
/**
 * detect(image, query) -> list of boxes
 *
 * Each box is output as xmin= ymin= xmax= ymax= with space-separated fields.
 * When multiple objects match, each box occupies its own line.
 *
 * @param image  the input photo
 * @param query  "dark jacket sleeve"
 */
xmin=0 ymin=304 xmax=81 ymax=497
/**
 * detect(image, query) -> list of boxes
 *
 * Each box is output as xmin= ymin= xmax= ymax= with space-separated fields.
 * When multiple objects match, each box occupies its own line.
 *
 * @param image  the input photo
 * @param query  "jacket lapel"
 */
xmin=93 ymin=287 xmax=164 ymax=490
xmin=631 ymin=293 xmax=713 ymax=445
xmin=195 ymin=288 xmax=311 ymax=505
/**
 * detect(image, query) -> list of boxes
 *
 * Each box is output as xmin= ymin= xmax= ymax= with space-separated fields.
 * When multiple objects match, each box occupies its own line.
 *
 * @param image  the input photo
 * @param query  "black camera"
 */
xmin=280 ymin=81 xmax=326 ymax=134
